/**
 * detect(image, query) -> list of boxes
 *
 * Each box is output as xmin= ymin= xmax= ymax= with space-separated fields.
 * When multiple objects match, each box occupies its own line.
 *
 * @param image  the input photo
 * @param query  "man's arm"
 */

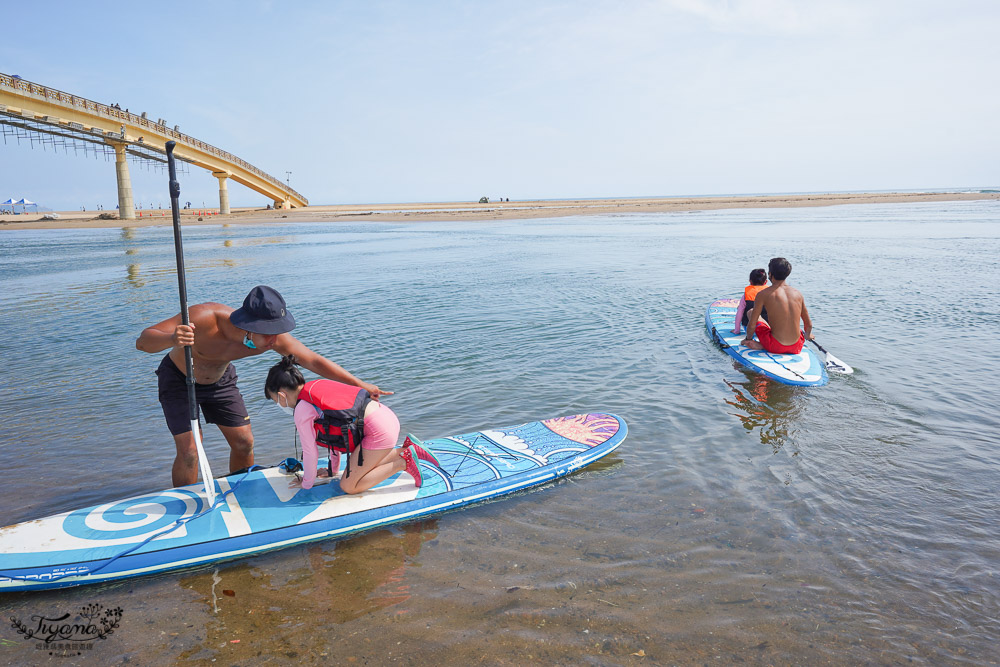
xmin=274 ymin=334 xmax=393 ymax=400
xmin=801 ymin=301 xmax=814 ymax=340
xmin=135 ymin=304 xmax=219 ymax=353
xmin=136 ymin=313 xmax=191 ymax=353
xmin=742 ymin=298 xmax=765 ymax=344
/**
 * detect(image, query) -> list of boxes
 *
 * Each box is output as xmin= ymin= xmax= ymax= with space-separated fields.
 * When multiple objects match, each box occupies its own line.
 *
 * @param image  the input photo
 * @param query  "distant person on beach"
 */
xmin=742 ymin=258 xmax=814 ymax=354
xmin=136 ymin=285 xmax=391 ymax=487
xmin=733 ymin=268 xmax=768 ymax=335
xmin=263 ymin=355 xmax=436 ymax=493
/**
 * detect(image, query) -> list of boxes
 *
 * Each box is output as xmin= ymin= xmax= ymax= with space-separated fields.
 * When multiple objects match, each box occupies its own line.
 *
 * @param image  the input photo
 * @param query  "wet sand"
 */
xmin=2 ymin=190 xmax=998 ymax=230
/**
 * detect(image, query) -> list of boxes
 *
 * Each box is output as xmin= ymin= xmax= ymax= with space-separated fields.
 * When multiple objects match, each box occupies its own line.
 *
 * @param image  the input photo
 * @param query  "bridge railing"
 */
xmin=0 ymin=72 xmax=305 ymax=203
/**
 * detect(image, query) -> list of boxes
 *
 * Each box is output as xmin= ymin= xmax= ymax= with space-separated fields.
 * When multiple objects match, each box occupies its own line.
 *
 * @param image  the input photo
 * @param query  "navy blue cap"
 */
xmin=229 ymin=285 xmax=296 ymax=334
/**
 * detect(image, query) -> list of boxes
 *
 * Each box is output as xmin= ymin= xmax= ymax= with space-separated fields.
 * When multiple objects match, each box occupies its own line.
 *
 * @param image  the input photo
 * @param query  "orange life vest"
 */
xmin=744 ymin=284 xmax=767 ymax=301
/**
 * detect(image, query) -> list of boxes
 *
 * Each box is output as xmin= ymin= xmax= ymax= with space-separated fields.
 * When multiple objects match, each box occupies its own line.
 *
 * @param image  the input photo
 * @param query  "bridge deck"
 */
xmin=0 ymin=72 xmax=307 ymax=208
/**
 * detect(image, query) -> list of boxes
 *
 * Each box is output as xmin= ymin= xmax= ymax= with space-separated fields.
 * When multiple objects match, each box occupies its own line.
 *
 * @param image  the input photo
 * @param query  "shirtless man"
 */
xmin=742 ymin=257 xmax=814 ymax=355
xmin=136 ymin=285 xmax=390 ymax=486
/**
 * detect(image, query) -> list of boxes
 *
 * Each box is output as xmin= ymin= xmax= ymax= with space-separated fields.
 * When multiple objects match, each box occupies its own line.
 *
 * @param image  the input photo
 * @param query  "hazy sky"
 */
xmin=1 ymin=0 xmax=997 ymax=210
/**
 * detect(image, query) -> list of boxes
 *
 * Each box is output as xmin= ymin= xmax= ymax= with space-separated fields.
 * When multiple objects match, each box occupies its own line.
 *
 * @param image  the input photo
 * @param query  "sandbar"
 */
xmin=2 ymin=191 xmax=997 ymax=230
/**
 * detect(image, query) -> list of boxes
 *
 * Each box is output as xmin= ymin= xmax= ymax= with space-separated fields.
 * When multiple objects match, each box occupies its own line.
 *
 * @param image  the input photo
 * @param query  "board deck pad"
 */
xmin=0 ymin=413 xmax=626 ymax=591
xmin=706 ymin=298 xmax=827 ymax=386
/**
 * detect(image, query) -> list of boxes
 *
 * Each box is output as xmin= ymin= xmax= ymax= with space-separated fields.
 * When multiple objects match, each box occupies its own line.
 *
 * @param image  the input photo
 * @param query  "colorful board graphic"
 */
xmin=0 ymin=413 xmax=626 ymax=591
xmin=706 ymin=299 xmax=827 ymax=386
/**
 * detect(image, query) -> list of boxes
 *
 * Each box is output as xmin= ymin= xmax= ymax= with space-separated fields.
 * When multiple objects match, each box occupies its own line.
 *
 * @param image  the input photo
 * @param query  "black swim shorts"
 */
xmin=156 ymin=354 xmax=251 ymax=436
xmin=742 ymin=300 xmax=769 ymax=328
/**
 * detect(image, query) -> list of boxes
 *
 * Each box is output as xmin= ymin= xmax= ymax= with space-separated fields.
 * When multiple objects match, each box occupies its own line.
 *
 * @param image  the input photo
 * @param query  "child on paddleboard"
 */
xmin=264 ymin=355 xmax=439 ymax=493
xmin=733 ymin=268 xmax=768 ymax=335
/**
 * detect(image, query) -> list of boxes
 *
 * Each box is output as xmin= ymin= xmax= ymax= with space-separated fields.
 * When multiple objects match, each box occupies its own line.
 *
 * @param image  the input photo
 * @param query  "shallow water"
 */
xmin=1 ymin=201 xmax=999 ymax=665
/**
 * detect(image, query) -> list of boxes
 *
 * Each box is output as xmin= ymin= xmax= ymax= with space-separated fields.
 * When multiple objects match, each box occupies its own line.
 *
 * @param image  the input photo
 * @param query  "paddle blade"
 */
xmin=826 ymin=355 xmax=854 ymax=375
xmin=809 ymin=339 xmax=853 ymax=375
xmin=191 ymin=420 xmax=217 ymax=504
xmin=822 ymin=351 xmax=853 ymax=374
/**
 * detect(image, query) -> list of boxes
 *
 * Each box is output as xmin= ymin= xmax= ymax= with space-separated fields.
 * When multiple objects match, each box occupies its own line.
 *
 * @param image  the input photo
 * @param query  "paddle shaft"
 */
xmin=166 ymin=141 xmax=198 ymax=422
xmin=166 ymin=142 xmax=217 ymax=501
xmin=809 ymin=339 xmax=830 ymax=355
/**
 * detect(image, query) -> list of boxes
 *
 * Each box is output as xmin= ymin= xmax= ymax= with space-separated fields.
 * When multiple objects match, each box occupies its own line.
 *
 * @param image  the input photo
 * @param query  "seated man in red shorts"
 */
xmin=742 ymin=257 xmax=814 ymax=355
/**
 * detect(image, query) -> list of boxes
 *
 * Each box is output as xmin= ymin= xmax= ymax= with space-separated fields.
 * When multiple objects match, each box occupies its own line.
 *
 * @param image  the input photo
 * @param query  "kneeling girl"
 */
xmin=264 ymin=355 xmax=429 ymax=493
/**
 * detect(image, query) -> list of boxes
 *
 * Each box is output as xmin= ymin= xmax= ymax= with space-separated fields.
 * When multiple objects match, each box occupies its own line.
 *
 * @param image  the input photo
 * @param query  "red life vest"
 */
xmin=299 ymin=379 xmax=372 ymax=478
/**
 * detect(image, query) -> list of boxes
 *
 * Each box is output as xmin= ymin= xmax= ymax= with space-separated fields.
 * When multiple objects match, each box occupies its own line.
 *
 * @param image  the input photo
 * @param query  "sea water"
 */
xmin=0 ymin=200 xmax=998 ymax=664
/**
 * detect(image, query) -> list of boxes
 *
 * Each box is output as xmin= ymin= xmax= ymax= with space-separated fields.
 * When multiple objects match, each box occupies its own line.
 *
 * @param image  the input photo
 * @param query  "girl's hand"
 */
xmin=317 ymin=468 xmax=331 ymax=478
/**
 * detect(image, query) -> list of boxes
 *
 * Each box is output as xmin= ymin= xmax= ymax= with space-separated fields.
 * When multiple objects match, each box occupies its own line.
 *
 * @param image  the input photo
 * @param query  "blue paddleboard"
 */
xmin=0 ymin=413 xmax=626 ymax=591
xmin=706 ymin=298 xmax=827 ymax=386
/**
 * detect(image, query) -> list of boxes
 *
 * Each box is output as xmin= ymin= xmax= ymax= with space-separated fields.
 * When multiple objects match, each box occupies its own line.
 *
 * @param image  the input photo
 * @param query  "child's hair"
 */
xmin=749 ymin=268 xmax=767 ymax=285
xmin=264 ymin=355 xmax=305 ymax=399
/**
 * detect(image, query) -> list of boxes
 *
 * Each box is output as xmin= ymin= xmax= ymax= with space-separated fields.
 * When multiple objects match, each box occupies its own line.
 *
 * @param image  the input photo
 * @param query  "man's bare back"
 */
xmin=754 ymin=284 xmax=807 ymax=346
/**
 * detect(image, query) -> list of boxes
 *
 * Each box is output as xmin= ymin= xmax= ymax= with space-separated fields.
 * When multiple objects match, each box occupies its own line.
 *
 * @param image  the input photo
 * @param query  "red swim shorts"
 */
xmin=754 ymin=322 xmax=805 ymax=355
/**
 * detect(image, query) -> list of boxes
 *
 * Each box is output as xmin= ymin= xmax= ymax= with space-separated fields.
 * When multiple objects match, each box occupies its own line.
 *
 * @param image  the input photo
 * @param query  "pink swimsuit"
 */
xmin=294 ymin=400 xmax=400 ymax=489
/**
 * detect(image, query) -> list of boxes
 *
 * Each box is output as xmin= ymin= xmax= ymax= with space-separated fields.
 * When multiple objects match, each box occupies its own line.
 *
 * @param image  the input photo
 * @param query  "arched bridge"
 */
xmin=0 ymin=72 xmax=307 ymax=219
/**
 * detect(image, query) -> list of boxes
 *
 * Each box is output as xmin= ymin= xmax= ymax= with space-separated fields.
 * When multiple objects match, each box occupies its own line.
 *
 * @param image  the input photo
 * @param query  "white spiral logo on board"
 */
xmin=62 ymin=490 xmax=204 ymax=541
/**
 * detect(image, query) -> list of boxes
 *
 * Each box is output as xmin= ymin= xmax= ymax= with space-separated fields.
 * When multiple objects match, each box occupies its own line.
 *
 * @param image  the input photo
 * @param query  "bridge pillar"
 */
xmin=213 ymin=172 xmax=231 ymax=215
xmin=111 ymin=142 xmax=135 ymax=220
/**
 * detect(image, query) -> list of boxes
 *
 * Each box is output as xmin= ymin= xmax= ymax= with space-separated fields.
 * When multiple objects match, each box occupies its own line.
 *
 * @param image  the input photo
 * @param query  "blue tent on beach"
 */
xmin=1 ymin=198 xmax=36 ymax=214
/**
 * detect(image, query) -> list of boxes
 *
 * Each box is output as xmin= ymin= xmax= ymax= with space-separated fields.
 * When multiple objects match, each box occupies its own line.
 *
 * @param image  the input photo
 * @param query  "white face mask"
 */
xmin=274 ymin=393 xmax=294 ymax=416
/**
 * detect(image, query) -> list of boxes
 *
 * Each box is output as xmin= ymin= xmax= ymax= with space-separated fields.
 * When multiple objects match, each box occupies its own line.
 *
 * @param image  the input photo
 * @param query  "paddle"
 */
xmin=809 ymin=339 xmax=853 ymax=375
xmin=166 ymin=141 xmax=217 ymax=503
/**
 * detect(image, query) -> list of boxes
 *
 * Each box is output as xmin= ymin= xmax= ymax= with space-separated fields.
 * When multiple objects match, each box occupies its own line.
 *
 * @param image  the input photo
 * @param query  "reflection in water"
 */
xmin=121 ymin=227 xmax=143 ymax=288
xmin=724 ymin=377 xmax=801 ymax=454
xmin=126 ymin=263 xmax=144 ymax=288
xmin=177 ymin=521 xmax=438 ymax=661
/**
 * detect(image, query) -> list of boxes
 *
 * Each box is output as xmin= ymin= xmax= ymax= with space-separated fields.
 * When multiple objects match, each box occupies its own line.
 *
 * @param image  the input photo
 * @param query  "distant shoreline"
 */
xmin=2 ymin=190 xmax=998 ymax=231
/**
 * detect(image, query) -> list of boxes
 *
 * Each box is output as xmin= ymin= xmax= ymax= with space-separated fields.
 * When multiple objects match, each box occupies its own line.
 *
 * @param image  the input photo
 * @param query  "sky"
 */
xmin=1 ymin=0 xmax=998 ymax=210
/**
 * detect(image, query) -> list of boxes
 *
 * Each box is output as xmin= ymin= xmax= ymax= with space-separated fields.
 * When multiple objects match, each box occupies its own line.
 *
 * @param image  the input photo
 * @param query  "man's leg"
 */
xmin=172 ymin=429 xmax=202 ymax=487
xmin=218 ymin=424 xmax=254 ymax=474
xmin=743 ymin=322 xmax=769 ymax=351
xmin=199 ymin=363 xmax=253 ymax=474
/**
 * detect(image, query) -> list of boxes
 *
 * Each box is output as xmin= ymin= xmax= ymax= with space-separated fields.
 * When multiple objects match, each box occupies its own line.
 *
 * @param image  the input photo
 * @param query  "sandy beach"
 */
xmin=1 ymin=190 xmax=997 ymax=230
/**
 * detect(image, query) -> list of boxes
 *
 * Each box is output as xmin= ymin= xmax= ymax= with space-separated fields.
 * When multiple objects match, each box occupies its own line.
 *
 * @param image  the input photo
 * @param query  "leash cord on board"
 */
xmin=717 ymin=323 xmax=807 ymax=381
xmin=711 ymin=326 xmax=731 ymax=349
xmin=1 ymin=468 xmax=259 ymax=584
xmin=761 ymin=350 xmax=806 ymax=380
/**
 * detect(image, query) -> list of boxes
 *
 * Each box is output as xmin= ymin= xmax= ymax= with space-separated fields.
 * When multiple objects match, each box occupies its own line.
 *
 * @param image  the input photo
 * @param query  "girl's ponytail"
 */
xmin=264 ymin=354 xmax=305 ymax=398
